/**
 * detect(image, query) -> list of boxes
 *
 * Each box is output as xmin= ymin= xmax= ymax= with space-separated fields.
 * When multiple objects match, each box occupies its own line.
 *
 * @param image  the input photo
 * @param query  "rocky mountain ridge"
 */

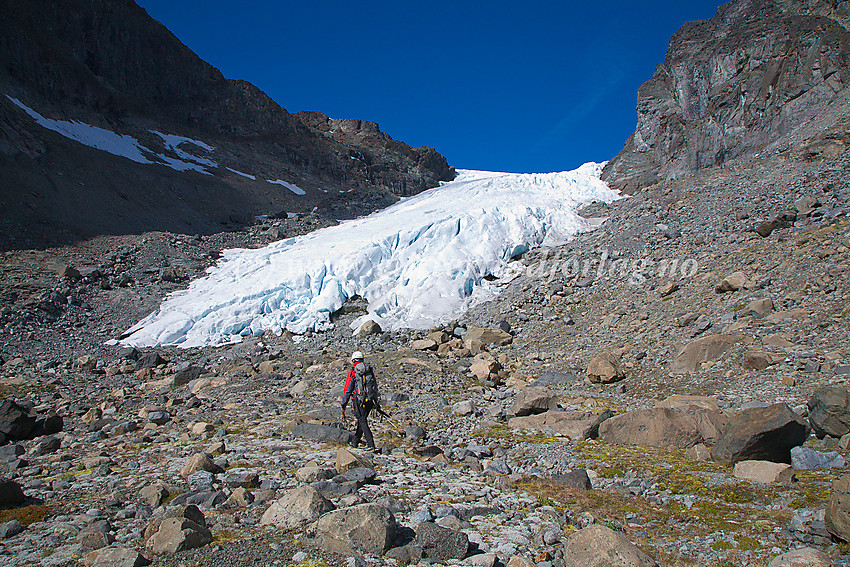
xmin=603 ymin=0 xmax=850 ymax=193
xmin=0 ymin=0 xmax=454 ymax=251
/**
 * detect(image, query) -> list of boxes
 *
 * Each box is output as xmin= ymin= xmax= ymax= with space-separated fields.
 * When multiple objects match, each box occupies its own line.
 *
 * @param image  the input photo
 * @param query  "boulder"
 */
xmin=452 ymin=400 xmax=476 ymax=416
xmin=767 ymin=547 xmax=830 ymax=567
xmin=711 ymin=404 xmax=810 ymax=464
xmin=508 ymin=411 xmax=595 ymax=440
xmin=316 ymin=503 xmax=396 ymax=555
xmin=292 ymin=422 xmax=353 ymax=445
xmin=464 ymin=327 xmax=512 ymax=345
xmin=85 ymin=548 xmax=151 ymax=567
xmin=587 ymin=352 xmax=625 ymax=384
xmin=562 ymin=524 xmax=658 ymax=567
xmin=0 ymin=399 xmax=36 ymax=441
xmin=739 ymin=298 xmax=774 ymax=317
xmin=715 ymin=271 xmax=750 ymax=292
xmin=0 ymin=479 xmax=25 ymax=508
xmin=180 ymin=453 xmax=223 ymax=478
xmin=552 ymin=469 xmax=592 ymax=490
xmin=470 ymin=359 xmax=501 ymax=382
xmin=599 ymin=407 xmax=727 ymax=449
xmin=140 ymin=483 xmax=169 ymax=508
xmin=671 ymin=334 xmax=743 ymax=373
xmin=808 ymin=386 xmax=850 ymax=438
xmin=358 ymin=320 xmax=382 ymax=335
xmin=145 ymin=518 xmax=212 ymax=554
xmin=510 ymin=386 xmax=558 ymax=417
xmin=743 ymin=349 xmax=784 ymax=370
xmin=143 ymin=505 xmax=208 ymax=542
xmin=732 ymin=460 xmax=795 ymax=483
xmin=827 ymin=474 xmax=850 ymax=542
xmin=791 ymin=446 xmax=845 ymax=470
xmin=260 ymin=486 xmax=334 ymax=529
xmin=336 ymin=448 xmax=372 ymax=473
xmin=295 ymin=466 xmax=334 ymax=483
xmin=411 ymin=339 xmax=438 ymax=351
xmin=413 ymin=521 xmax=469 ymax=560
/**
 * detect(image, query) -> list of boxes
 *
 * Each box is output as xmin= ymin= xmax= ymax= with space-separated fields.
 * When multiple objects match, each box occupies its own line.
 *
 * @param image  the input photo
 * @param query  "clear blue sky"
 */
xmin=135 ymin=0 xmax=722 ymax=173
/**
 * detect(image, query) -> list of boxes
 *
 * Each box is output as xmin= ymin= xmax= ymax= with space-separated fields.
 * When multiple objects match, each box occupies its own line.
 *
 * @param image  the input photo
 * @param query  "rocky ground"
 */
xmin=1 ymin=142 xmax=850 ymax=566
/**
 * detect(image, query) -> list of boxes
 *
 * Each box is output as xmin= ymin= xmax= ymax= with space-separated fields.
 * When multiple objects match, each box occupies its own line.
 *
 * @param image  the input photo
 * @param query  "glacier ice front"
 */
xmin=120 ymin=165 xmax=620 ymax=348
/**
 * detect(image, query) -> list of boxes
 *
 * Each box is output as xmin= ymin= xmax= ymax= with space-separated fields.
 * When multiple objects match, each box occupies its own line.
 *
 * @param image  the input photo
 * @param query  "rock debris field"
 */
xmin=2 ymin=146 xmax=850 ymax=567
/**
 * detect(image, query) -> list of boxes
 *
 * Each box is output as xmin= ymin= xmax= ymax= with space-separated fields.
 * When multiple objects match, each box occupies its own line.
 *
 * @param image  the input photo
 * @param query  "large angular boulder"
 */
xmin=85 ymin=548 xmax=151 ymax=567
xmin=464 ymin=327 xmax=512 ymax=346
xmin=671 ymin=334 xmax=743 ymax=373
xmin=808 ymin=386 xmax=850 ymax=438
xmin=587 ymin=352 xmax=625 ymax=384
xmin=715 ymin=271 xmax=750 ymax=293
xmin=562 ymin=524 xmax=658 ymax=567
xmin=335 ymin=448 xmax=372 ymax=473
xmin=145 ymin=518 xmax=212 ymax=554
xmin=711 ymin=404 xmax=809 ymax=464
xmin=413 ymin=521 xmax=469 ymax=560
xmin=316 ymin=503 xmax=396 ymax=555
xmin=0 ymin=399 xmax=37 ymax=441
xmin=732 ymin=460 xmax=795 ymax=483
xmin=510 ymin=387 xmax=558 ymax=417
xmin=826 ymin=474 xmax=850 ymax=542
xmin=599 ymin=407 xmax=727 ymax=449
xmin=144 ymin=506 xmax=211 ymax=555
xmin=767 ymin=547 xmax=830 ymax=567
xmin=180 ymin=453 xmax=223 ymax=478
xmin=292 ymin=422 xmax=353 ymax=445
xmin=260 ymin=486 xmax=334 ymax=529
xmin=508 ymin=411 xmax=596 ymax=441
xmin=0 ymin=479 xmax=25 ymax=508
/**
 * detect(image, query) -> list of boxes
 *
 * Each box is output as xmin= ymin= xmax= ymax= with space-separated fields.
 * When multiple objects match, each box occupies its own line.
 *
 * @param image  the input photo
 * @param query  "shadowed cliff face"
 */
xmin=603 ymin=0 xmax=850 ymax=194
xmin=0 ymin=0 xmax=455 ymax=250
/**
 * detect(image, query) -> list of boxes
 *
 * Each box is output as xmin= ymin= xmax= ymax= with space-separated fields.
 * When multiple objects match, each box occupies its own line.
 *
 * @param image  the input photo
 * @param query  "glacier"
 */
xmin=119 ymin=165 xmax=620 ymax=348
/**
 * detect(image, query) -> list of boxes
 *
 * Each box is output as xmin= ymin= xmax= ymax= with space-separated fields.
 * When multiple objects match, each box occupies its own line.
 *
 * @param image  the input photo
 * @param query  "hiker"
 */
xmin=341 ymin=351 xmax=380 ymax=451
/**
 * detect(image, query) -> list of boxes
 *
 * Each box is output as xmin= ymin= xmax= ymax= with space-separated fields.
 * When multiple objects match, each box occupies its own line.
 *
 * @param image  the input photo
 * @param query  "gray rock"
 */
xmin=145 ymin=517 xmax=212 ymax=554
xmin=260 ymin=486 xmax=334 ymax=529
xmin=808 ymin=386 xmax=850 ymax=438
xmin=406 ymin=425 xmax=427 ymax=441
xmin=187 ymin=470 xmax=215 ymax=492
xmin=791 ymin=446 xmax=845 ymax=470
xmin=0 ymin=444 xmax=24 ymax=462
xmin=767 ymin=546 xmax=830 ymax=567
xmin=414 ymin=521 xmax=469 ymax=560
xmin=510 ymin=386 xmax=558 ymax=417
xmin=146 ymin=411 xmax=171 ymax=426
xmin=562 ymin=524 xmax=658 ymax=566
xmin=316 ymin=503 xmax=396 ymax=555
xmin=552 ymin=469 xmax=592 ymax=490
xmin=292 ymin=422 xmax=353 ymax=444
xmin=0 ymin=520 xmax=22 ymax=538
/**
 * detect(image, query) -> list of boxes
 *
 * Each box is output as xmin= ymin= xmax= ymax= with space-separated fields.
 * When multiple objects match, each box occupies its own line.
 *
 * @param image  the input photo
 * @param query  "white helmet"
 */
xmin=351 ymin=351 xmax=364 ymax=361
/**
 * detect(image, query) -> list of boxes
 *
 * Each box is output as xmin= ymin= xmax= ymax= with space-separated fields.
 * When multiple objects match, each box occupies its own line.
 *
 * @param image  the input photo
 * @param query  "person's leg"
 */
xmin=352 ymin=402 xmax=364 ymax=447
xmin=360 ymin=403 xmax=375 ymax=450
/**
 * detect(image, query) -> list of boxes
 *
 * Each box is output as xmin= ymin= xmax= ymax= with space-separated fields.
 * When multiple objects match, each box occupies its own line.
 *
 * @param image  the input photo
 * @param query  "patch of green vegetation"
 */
xmin=161 ymin=491 xmax=184 ymax=506
xmin=0 ymin=504 xmax=49 ymax=525
xmin=735 ymin=535 xmax=760 ymax=552
xmin=711 ymin=540 xmax=732 ymax=551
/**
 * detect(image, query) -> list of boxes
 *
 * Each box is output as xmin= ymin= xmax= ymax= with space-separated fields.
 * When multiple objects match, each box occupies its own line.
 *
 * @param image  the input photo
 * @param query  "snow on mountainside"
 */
xmin=119 ymin=165 xmax=620 ymax=348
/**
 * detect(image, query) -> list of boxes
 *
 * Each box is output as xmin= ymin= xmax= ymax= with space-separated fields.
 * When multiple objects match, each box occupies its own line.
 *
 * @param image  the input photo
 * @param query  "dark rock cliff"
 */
xmin=0 ymin=0 xmax=455 ymax=249
xmin=603 ymin=0 xmax=850 ymax=193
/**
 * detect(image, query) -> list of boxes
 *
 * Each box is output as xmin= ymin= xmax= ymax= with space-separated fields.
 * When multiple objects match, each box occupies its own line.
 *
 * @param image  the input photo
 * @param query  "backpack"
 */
xmin=356 ymin=362 xmax=379 ymax=403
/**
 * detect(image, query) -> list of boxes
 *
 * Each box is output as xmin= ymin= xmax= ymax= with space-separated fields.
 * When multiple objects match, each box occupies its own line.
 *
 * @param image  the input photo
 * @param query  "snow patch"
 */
xmin=7 ymin=96 xmax=220 ymax=175
xmin=8 ymin=97 xmax=152 ymax=164
xmin=120 ymin=166 xmax=620 ymax=348
xmin=268 ymin=179 xmax=306 ymax=195
xmin=227 ymin=167 xmax=257 ymax=180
